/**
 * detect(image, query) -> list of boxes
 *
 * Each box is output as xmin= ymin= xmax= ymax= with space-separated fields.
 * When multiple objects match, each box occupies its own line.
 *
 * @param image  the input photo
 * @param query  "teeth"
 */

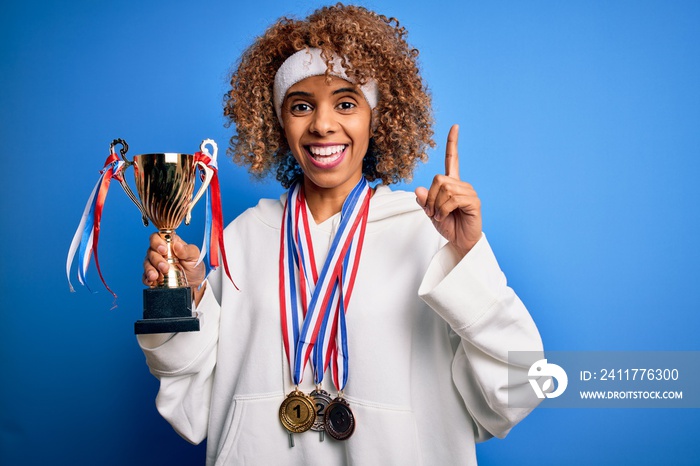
xmin=308 ymin=145 xmax=346 ymax=156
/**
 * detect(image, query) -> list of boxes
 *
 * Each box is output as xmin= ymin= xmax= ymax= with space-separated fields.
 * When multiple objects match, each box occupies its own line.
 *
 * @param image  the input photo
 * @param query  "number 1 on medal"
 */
xmin=289 ymin=402 xmax=301 ymax=447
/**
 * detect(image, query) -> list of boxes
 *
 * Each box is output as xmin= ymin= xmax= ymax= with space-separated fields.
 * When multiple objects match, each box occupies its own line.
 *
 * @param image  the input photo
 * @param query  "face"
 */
xmin=281 ymin=75 xmax=372 ymax=197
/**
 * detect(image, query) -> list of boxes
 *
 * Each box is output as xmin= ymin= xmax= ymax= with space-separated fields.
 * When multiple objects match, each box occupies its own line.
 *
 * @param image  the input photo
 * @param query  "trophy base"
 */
xmin=134 ymin=316 xmax=200 ymax=334
xmin=134 ymin=287 xmax=200 ymax=334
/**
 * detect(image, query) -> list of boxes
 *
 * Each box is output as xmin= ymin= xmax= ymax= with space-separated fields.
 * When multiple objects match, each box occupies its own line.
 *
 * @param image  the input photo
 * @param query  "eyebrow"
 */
xmin=285 ymin=87 xmax=360 ymax=100
xmin=332 ymin=87 xmax=360 ymax=96
xmin=285 ymin=91 xmax=313 ymax=99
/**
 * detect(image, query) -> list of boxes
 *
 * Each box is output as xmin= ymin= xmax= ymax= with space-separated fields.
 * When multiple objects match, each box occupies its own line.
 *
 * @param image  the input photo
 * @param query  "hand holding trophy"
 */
xmin=67 ymin=138 xmax=232 ymax=334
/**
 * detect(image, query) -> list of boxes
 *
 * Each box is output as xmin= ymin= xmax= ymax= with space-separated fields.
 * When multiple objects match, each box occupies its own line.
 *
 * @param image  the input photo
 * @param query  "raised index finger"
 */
xmin=445 ymin=124 xmax=460 ymax=179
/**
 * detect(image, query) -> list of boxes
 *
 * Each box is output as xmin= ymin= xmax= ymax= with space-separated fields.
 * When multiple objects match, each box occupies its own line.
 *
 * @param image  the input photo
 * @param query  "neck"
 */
xmin=302 ymin=176 xmax=361 ymax=224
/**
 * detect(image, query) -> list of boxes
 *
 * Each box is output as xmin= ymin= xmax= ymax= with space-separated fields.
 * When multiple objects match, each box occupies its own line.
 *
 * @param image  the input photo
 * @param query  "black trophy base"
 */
xmin=134 ymin=287 xmax=200 ymax=335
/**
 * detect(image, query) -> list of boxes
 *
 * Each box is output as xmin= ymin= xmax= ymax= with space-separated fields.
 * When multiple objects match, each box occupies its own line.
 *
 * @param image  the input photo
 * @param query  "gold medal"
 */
xmin=324 ymin=396 xmax=355 ymax=441
xmin=279 ymin=389 xmax=316 ymax=434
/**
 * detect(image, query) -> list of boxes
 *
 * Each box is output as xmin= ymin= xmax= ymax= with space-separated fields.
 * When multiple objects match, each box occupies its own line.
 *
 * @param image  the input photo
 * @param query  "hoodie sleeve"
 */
xmin=418 ymin=234 xmax=543 ymax=441
xmin=136 ymin=281 xmax=221 ymax=444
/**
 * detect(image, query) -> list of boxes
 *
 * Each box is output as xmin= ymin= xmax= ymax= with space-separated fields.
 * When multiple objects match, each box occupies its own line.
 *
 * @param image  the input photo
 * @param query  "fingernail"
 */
xmin=157 ymin=245 xmax=166 ymax=254
xmin=158 ymin=262 xmax=168 ymax=273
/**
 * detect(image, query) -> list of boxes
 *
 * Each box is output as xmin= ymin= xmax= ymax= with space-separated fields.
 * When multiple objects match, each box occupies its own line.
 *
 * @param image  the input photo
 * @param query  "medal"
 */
xmin=310 ymin=387 xmax=333 ymax=441
xmin=278 ymin=178 xmax=371 ymax=445
xmin=324 ymin=396 xmax=355 ymax=441
xmin=279 ymin=388 xmax=316 ymax=433
xmin=279 ymin=388 xmax=316 ymax=447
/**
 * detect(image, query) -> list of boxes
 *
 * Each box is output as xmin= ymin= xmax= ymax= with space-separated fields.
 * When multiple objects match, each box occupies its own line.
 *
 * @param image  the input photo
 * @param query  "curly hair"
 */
xmin=224 ymin=3 xmax=435 ymax=188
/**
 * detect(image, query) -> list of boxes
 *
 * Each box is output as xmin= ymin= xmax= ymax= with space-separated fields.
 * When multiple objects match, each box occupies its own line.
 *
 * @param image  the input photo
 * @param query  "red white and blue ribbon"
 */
xmin=310 ymin=202 xmax=368 ymax=390
xmin=329 ymin=211 xmax=368 ymax=392
xmin=66 ymin=151 xmax=125 ymax=297
xmin=279 ymin=177 xmax=371 ymax=388
xmin=194 ymin=150 xmax=236 ymax=288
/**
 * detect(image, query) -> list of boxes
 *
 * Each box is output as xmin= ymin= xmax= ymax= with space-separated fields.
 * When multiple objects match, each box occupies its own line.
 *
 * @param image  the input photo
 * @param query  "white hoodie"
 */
xmin=138 ymin=186 xmax=543 ymax=465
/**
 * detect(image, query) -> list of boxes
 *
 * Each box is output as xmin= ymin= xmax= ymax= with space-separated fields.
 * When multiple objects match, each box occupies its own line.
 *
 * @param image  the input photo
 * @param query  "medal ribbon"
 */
xmin=279 ymin=178 xmax=371 ymax=386
xmin=193 ymin=151 xmax=236 ymax=288
xmin=66 ymin=151 xmax=125 ymax=298
xmin=310 ymin=193 xmax=369 ymax=389
xmin=329 ymin=209 xmax=369 ymax=392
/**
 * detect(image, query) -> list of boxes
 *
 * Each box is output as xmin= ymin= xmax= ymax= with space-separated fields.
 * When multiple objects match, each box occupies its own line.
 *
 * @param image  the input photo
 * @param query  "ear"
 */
xmin=370 ymin=108 xmax=379 ymax=133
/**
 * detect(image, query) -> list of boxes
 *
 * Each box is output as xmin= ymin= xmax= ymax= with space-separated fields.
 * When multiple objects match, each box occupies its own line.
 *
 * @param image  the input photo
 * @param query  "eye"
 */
xmin=336 ymin=101 xmax=357 ymax=111
xmin=290 ymin=102 xmax=312 ymax=114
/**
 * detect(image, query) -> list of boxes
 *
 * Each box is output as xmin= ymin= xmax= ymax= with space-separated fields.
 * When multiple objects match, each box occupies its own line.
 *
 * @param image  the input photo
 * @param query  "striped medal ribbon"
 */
xmin=278 ymin=177 xmax=371 ymax=445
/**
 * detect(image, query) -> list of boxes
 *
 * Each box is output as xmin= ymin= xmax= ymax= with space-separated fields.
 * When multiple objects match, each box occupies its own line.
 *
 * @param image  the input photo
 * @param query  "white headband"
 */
xmin=273 ymin=48 xmax=379 ymax=126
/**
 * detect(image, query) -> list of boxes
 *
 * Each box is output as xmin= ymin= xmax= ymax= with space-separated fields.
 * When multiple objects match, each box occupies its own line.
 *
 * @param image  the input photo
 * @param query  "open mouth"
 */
xmin=305 ymin=144 xmax=347 ymax=167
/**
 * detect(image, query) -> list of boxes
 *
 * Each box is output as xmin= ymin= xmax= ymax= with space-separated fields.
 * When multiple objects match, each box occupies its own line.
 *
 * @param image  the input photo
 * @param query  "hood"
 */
xmin=251 ymin=185 xmax=423 ymax=229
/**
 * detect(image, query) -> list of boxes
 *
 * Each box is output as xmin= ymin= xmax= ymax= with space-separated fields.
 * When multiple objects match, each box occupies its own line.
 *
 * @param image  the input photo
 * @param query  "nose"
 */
xmin=309 ymin=103 xmax=338 ymax=136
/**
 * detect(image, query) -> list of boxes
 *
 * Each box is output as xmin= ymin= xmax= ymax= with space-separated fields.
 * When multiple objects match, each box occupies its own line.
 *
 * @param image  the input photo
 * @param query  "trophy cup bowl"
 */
xmin=112 ymin=139 xmax=215 ymax=334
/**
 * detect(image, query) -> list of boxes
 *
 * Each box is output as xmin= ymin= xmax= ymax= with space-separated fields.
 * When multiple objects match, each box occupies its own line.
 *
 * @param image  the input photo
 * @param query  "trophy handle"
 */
xmin=184 ymin=139 xmax=218 ymax=225
xmin=110 ymin=138 xmax=149 ymax=227
xmin=200 ymin=138 xmax=218 ymax=164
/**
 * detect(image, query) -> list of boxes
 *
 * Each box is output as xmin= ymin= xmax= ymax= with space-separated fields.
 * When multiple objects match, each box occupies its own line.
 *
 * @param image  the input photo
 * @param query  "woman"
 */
xmin=140 ymin=4 xmax=542 ymax=465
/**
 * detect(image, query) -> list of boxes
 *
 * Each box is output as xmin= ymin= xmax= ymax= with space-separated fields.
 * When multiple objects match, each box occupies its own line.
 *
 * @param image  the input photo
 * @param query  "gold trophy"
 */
xmin=112 ymin=138 xmax=216 ymax=334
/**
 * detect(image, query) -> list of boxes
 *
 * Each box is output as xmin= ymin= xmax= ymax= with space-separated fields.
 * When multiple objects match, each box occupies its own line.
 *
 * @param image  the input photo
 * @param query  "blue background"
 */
xmin=2 ymin=0 xmax=698 ymax=464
